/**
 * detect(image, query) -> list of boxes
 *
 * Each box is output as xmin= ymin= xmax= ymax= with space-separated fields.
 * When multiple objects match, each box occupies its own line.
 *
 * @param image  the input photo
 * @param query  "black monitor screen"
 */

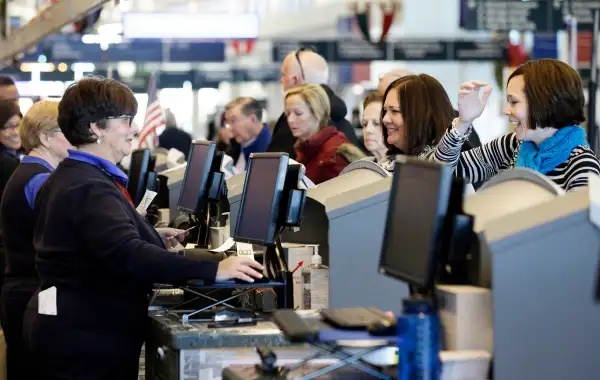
xmin=127 ymin=149 xmax=151 ymax=205
xmin=178 ymin=142 xmax=213 ymax=213
xmin=235 ymin=155 xmax=287 ymax=245
xmin=379 ymin=159 xmax=452 ymax=289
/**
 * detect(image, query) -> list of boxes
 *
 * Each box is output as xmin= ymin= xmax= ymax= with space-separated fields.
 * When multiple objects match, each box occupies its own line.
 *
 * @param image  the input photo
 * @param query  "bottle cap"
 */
xmin=311 ymin=253 xmax=322 ymax=265
xmin=403 ymin=296 xmax=435 ymax=313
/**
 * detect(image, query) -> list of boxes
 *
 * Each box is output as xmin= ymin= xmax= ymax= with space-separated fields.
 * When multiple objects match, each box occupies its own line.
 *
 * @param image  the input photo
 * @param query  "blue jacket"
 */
xmin=239 ymin=125 xmax=272 ymax=170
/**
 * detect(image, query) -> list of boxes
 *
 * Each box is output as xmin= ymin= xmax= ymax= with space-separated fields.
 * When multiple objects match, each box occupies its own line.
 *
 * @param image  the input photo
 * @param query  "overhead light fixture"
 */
xmin=82 ymin=34 xmax=123 ymax=45
xmin=122 ymin=12 xmax=259 ymax=39
xmin=20 ymin=63 xmax=55 ymax=72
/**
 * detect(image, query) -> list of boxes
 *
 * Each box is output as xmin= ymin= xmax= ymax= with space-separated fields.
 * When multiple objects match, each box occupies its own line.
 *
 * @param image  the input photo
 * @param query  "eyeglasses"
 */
xmin=105 ymin=115 xmax=133 ymax=126
xmin=295 ymin=46 xmax=316 ymax=81
xmin=1 ymin=123 xmax=18 ymax=131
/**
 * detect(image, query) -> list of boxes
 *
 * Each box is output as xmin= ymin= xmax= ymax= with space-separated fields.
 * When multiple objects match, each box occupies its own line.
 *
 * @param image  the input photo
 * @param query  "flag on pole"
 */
xmin=138 ymin=73 xmax=165 ymax=149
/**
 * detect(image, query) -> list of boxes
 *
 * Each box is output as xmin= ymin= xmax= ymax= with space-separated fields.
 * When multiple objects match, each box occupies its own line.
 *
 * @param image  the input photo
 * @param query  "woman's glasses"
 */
xmin=105 ymin=115 xmax=133 ymax=126
xmin=1 ymin=123 xmax=19 ymax=131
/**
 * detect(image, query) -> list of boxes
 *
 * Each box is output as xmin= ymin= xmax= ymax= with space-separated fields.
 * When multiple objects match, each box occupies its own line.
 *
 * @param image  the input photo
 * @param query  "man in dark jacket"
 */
xmin=268 ymin=50 xmax=358 ymax=159
xmin=158 ymin=108 xmax=193 ymax=159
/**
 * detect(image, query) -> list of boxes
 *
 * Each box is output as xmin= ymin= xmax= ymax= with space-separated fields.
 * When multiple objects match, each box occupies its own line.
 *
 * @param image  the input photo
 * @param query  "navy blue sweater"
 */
xmin=33 ymin=157 xmax=218 ymax=331
xmin=0 ymin=159 xmax=51 ymax=281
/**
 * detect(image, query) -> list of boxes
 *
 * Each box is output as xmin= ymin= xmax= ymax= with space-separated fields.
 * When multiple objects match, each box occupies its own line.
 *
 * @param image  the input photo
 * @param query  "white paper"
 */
xmin=236 ymin=242 xmax=254 ymax=260
xmin=209 ymin=237 xmax=236 ymax=253
xmin=136 ymin=189 xmax=158 ymax=215
xmin=38 ymin=286 xmax=57 ymax=316
xmin=167 ymin=148 xmax=185 ymax=167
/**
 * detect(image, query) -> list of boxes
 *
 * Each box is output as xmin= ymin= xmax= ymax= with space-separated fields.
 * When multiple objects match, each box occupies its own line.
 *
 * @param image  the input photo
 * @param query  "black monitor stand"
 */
xmin=193 ymin=172 xmax=226 ymax=249
xmin=194 ymin=204 xmax=212 ymax=249
xmin=437 ymin=213 xmax=476 ymax=286
xmin=264 ymin=234 xmax=294 ymax=309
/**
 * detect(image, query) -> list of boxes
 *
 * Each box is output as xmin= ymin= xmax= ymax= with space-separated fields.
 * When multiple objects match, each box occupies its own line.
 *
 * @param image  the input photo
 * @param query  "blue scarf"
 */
xmin=515 ymin=125 xmax=589 ymax=174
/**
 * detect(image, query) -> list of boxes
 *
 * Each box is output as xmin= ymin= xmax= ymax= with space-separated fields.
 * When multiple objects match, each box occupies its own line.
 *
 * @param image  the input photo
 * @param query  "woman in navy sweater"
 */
xmin=0 ymin=101 xmax=23 ymax=287
xmin=24 ymin=77 xmax=263 ymax=380
xmin=0 ymin=100 xmax=72 ymax=380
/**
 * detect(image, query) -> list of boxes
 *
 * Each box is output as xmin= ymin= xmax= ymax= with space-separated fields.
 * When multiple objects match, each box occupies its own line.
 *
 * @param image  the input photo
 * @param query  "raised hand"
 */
xmin=457 ymin=80 xmax=492 ymax=126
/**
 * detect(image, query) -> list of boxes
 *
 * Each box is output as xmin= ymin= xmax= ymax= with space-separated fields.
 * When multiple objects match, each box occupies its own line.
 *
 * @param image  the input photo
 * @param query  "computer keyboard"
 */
xmin=320 ymin=307 xmax=389 ymax=330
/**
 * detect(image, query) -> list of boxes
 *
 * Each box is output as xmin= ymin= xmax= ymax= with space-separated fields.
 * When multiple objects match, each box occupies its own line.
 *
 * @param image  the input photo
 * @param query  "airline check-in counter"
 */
xmin=473 ymin=172 xmax=600 ymax=380
xmin=225 ymin=162 xmax=600 ymax=380
xmin=147 ymin=145 xmax=600 ymax=380
xmin=146 ymin=149 xmax=333 ymax=380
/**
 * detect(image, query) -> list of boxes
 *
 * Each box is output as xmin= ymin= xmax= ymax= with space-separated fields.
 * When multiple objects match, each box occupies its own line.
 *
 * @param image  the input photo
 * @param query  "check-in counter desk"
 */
xmin=145 ymin=311 xmax=298 ymax=380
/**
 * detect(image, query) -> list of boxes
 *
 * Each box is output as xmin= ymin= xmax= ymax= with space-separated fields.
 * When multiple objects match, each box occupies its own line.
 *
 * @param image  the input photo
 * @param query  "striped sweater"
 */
xmin=379 ymin=130 xmax=600 ymax=192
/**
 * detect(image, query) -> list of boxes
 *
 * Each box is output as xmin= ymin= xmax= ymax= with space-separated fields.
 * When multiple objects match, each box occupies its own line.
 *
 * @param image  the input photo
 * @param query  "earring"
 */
xmin=96 ymin=136 xmax=103 ymax=144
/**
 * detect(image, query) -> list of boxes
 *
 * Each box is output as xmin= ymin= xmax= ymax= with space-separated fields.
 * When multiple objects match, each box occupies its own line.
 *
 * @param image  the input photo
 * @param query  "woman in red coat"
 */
xmin=285 ymin=84 xmax=364 ymax=184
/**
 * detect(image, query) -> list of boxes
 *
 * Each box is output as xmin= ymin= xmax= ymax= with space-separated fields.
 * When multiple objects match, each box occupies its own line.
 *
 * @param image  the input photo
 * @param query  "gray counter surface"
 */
xmin=148 ymin=311 xmax=290 ymax=350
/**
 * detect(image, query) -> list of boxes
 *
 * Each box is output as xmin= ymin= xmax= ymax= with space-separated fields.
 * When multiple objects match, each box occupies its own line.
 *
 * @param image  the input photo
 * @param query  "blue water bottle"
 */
xmin=398 ymin=297 xmax=441 ymax=380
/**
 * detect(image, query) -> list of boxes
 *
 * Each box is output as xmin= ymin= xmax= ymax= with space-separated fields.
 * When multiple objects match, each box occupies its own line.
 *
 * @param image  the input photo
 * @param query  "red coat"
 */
xmin=294 ymin=126 xmax=354 ymax=185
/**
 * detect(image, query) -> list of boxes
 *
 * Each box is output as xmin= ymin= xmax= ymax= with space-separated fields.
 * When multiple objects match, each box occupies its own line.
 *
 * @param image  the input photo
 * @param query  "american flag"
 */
xmin=137 ymin=73 xmax=165 ymax=149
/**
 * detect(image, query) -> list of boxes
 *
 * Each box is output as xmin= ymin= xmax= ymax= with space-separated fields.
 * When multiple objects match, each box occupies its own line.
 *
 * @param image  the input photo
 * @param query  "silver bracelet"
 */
xmin=450 ymin=117 xmax=472 ymax=139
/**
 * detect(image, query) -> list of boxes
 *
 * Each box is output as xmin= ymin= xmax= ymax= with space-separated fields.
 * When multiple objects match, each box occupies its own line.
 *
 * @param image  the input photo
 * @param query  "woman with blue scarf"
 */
xmin=441 ymin=58 xmax=600 ymax=191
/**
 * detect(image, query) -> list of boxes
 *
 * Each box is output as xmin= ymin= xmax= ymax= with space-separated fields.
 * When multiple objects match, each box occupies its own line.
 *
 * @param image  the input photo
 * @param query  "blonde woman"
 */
xmin=285 ymin=84 xmax=364 ymax=184
xmin=0 ymin=100 xmax=71 ymax=380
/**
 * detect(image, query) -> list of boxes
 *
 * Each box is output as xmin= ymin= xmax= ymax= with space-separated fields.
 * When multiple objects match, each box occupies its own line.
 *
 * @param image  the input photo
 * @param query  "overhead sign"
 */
xmin=12 ymin=67 xmax=283 ymax=89
xmin=460 ymin=0 xmax=600 ymax=32
xmin=532 ymin=34 xmax=559 ymax=60
xmin=272 ymin=39 xmax=507 ymax=62
xmin=169 ymin=42 xmax=226 ymax=63
xmin=30 ymin=35 xmax=226 ymax=63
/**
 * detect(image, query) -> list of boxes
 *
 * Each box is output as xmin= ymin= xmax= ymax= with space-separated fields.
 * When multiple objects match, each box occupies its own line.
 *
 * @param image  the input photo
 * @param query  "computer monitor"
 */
xmin=234 ymin=153 xmax=289 ymax=246
xmin=379 ymin=156 xmax=455 ymax=292
xmin=177 ymin=140 xmax=222 ymax=214
xmin=127 ymin=149 xmax=155 ymax=206
xmin=177 ymin=140 xmax=224 ymax=247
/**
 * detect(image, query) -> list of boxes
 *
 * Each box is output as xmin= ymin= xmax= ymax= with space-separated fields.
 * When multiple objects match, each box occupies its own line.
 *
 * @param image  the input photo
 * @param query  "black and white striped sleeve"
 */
xmin=563 ymin=148 xmax=600 ymax=191
xmin=421 ymin=128 xmax=470 ymax=167
xmin=454 ymin=133 xmax=518 ymax=183
xmin=423 ymin=130 xmax=518 ymax=184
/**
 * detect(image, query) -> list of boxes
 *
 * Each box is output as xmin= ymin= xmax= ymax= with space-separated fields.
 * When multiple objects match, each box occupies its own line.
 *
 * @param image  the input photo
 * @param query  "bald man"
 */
xmin=267 ymin=49 xmax=359 ymax=158
xmin=377 ymin=67 xmax=414 ymax=96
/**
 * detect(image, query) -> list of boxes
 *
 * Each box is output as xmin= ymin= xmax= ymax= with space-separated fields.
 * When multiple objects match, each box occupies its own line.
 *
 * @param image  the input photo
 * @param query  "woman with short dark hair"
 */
xmin=444 ymin=58 xmax=600 ymax=191
xmin=24 ymin=77 xmax=263 ymax=380
xmin=0 ymin=100 xmax=23 ymax=192
xmin=0 ymin=100 xmax=23 ymax=289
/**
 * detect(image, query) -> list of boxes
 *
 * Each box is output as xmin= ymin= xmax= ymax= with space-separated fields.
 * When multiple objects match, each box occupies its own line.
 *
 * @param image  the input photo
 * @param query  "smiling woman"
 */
xmin=438 ymin=58 xmax=600 ymax=192
xmin=0 ymin=102 xmax=22 ymax=153
xmin=0 ymin=100 xmax=23 ymax=302
xmin=0 ymin=99 xmax=23 ymax=210
xmin=23 ymin=77 xmax=265 ymax=380
xmin=376 ymin=74 xmax=474 ymax=173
